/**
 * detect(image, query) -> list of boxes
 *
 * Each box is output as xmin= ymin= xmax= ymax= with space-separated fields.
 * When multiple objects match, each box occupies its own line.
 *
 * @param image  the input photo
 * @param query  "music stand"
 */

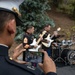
xmin=54 ymin=43 xmax=67 ymax=65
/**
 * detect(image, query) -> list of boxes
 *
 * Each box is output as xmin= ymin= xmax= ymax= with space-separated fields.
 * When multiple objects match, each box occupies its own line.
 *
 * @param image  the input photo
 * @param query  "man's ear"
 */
xmin=7 ymin=20 xmax=15 ymax=34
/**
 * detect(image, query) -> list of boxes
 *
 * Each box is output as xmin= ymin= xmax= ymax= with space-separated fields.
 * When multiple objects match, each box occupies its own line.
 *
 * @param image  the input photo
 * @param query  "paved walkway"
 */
xmin=56 ymin=62 xmax=75 ymax=75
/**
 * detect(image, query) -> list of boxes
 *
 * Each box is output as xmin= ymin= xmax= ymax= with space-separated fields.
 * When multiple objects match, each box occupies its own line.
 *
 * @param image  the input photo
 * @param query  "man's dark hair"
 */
xmin=25 ymin=25 xmax=34 ymax=32
xmin=0 ymin=11 xmax=15 ymax=33
xmin=44 ymin=24 xmax=51 ymax=28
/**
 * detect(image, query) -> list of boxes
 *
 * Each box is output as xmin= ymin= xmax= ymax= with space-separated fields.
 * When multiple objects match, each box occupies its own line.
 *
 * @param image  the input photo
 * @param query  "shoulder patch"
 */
xmin=24 ymin=38 xmax=28 ymax=43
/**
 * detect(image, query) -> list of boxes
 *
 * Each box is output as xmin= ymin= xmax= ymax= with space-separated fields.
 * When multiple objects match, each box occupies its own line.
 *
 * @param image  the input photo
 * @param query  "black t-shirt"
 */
xmin=23 ymin=32 xmax=34 ymax=49
xmin=42 ymin=32 xmax=51 ymax=50
xmin=40 ymin=31 xmax=59 ymax=50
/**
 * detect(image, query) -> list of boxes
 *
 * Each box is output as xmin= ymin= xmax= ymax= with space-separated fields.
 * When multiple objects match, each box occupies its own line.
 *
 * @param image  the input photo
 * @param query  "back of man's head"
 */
xmin=0 ymin=0 xmax=24 ymax=33
xmin=0 ymin=11 xmax=15 ymax=34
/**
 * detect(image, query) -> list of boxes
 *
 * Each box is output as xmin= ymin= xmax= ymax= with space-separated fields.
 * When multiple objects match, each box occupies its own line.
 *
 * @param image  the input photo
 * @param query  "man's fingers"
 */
xmin=40 ymin=50 xmax=47 ymax=54
xmin=39 ymin=50 xmax=51 ymax=62
xmin=15 ymin=43 xmax=22 ymax=50
xmin=19 ymin=49 xmax=26 ymax=54
xmin=38 ymin=63 xmax=43 ymax=67
xmin=38 ymin=63 xmax=43 ymax=70
xmin=13 ymin=49 xmax=26 ymax=58
xmin=40 ymin=50 xmax=49 ymax=58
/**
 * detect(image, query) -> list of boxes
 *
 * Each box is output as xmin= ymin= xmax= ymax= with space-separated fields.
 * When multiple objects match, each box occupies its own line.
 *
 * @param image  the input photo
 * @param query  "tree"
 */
xmin=15 ymin=0 xmax=55 ymax=41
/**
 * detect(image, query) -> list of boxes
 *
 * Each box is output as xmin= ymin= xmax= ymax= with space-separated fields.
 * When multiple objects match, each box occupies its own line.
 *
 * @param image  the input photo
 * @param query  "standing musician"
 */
xmin=39 ymin=24 xmax=59 ymax=57
xmin=23 ymin=25 xmax=35 ymax=61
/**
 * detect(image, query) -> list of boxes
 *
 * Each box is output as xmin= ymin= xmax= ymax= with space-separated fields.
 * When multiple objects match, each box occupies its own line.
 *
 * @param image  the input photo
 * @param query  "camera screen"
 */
xmin=25 ymin=51 xmax=43 ymax=63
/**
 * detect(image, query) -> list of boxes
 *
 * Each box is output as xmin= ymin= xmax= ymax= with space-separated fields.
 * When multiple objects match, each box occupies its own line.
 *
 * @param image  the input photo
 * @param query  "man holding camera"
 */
xmin=0 ymin=0 xmax=57 ymax=75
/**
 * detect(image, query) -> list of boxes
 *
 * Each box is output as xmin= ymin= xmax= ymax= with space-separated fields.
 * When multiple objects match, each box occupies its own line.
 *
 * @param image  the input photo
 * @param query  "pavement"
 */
xmin=56 ymin=62 xmax=75 ymax=75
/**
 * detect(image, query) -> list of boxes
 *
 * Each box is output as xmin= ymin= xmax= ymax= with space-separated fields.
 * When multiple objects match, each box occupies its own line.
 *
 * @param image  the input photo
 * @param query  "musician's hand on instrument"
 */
xmin=39 ymin=35 xmax=43 ymax=41
xmin=39 ymin=34 xmax=43 ymax=40
xmin=39 ymin=34 xmax=41 ymax=37
xmin=53 ymin=43 xmax=58 ymax=47
xmin=33 ymin=45 xmax=38 ymax=48
xmin=40 ymin=37 xmax=43 ymax=41
xmin=24 ymin=44 xmax=30 ymax=49
xmin=10 ymin=43 xmax=27 ymax=64
xmin=54 ymin=31 xmax=58 ymax=36
xmin=46 ymin=40 xmax=50 ymax=43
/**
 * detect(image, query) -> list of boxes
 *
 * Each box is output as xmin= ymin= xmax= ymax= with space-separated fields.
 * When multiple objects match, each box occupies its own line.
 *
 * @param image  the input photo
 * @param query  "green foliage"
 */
xmin=57 ymin=0 xmax=75 ymax=18
xmin=19 ymin=0 xmax=55 ymax=29
xmin=58 ymin=3 xmax=74 ymax=14
xmin=49 ymin=0 xmax=63 ymax=7
xmin=71 ymin=26 xmax=75 ymax=32
xmin=15 ymin=0 xmax=55 ymax=41
xmin=15 ymin=26 xmax=24 ymax=41
xmin=49 ymin=0 xmax=75 ymax=18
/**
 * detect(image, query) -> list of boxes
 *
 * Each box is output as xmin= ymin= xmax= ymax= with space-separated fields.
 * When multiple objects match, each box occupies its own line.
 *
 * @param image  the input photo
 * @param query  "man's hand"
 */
xmin=39 ymin=34 xmax=43 ymax=41
xmin=39 ymin=50 xmax=56 ymax=74
xmin=24 ymin=44 xmax=30 ymax=49
xmin=11 ymin=43 xmax=27 ymax=64
xmin=54 ymin=31 xmax=58 ymax=36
